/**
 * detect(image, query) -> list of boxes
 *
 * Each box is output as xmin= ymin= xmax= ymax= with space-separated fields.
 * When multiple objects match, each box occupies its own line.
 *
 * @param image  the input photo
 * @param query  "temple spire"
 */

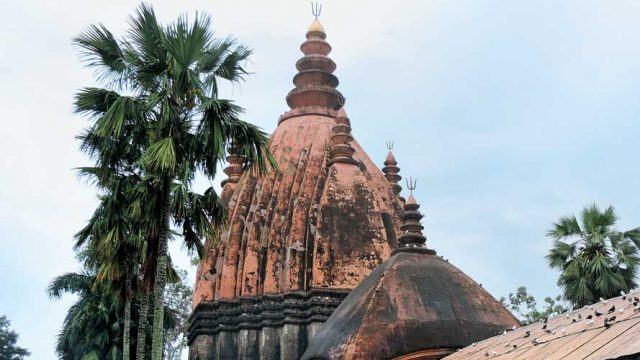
xmin=329 ymin=109 xmax=357 ymax=165
xmin=221 ymin=145 xmax=244 ymax=187
xmin=382 ymin=142 xmax=403 ymax=199
xmin=398 ymin=178 xmax=427 ymax=248
xmin=284 ymin=7 xmax=344 ymax=112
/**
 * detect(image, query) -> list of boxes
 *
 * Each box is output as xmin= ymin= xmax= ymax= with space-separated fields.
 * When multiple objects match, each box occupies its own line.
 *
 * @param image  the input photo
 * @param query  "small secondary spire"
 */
xmin=222 ymin=144 xmax=244 ymax=187
xmin=382 ymin=143 xmax=403 ymax=198
xmin=329 ymin=109 xmax=357 ymax=166
xmin=398 ymin=179 xmax=428 ymax=248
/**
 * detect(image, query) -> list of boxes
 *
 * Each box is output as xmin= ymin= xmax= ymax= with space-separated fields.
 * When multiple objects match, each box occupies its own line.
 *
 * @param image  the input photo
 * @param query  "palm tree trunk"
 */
xmin=136 ymin=291 xmax=150 ymax=360
xmin=151 ymin=183 xmax=172 ymax=360
xmin=123 ymin=298 xmax=131 ymax=360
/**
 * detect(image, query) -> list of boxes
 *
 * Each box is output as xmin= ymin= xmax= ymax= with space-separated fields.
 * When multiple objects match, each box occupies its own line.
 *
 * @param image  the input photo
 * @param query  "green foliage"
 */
xmin=499 ymin=286 xmax=570 ymax=325
xmin=62 ymin=3 xmax=276 ymax=358
xmin=163 ymin=270 xmax=193 ymax=360
xmin=48 ymin=272 xmax=123 ymax=360
xmin=0 ymin=315 xmax=30 ymax=360
xmin=48 ymin=269 xmax=191 ymax=360
xmin=546 ymin=204 xmax=640 ymax=307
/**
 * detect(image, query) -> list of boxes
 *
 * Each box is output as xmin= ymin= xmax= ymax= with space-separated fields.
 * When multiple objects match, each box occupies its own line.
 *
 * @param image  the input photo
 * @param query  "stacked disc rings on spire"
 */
xmin=382 ymin=148 xmax=402 ymax=196
xmin=221 ymin=146 xmax=244 ymax=186
xmin=398 ymin=195 xmax=427 ymax=248
xmin=329 ymin=110 xmax=357 ymax=165
xmin=286 ymin=20 xmax=345 ymax=110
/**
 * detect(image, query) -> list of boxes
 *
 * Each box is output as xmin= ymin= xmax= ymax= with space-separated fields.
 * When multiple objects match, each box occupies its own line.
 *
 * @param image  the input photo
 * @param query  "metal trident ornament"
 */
xmin=311 ymin=1 xmax=323 ymax=19
xmin=406 ymin=177 xmax=417 ymax=195
xmin=386 ymin=141 xmax=394 ymax=151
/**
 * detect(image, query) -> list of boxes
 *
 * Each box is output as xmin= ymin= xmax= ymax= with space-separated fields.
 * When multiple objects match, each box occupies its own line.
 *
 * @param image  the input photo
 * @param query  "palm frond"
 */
xmin=141 ymin=137 xmax=176 ymax=173
xmin=547 ymin=215 xmax=581 ymax=239
xmin=545 ymin=240 xmax=576 ymax=269
xmin=74 ymin=24 xmax=131 ymax=86
xmin=212 ymin=42 xmax=251 ymax=83
xmin=624 ymin=227 xmax=640 ymax=248
xmin=48 ymin=272 xmax=94 ymax=299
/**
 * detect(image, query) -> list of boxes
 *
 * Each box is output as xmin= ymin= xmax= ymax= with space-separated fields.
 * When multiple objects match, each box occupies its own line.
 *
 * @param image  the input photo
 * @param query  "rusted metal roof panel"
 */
xmin=583 ymin=318 xmax=640 ymax=360
xmin=444 ymin=294 xmax=640 ymax=360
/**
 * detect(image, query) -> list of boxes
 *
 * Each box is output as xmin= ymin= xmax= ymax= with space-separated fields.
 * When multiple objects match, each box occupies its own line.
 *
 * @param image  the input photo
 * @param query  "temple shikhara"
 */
xmin=187 ymin=9 xmax=640 ymax=360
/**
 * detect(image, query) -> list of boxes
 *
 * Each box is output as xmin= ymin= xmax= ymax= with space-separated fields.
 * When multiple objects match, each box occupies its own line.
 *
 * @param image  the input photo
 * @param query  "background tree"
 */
xmin=48 ymin=267 xmax=190 ymax=360
xmin=499 ymin=286 xmax=570 ymax=325
xmin=48 ymin=271 xmax=123 ymax=360
xmin=546 ymin=204 xmax=640 ymax=307
xmin=72 ymin=4 xmax=276 ymax=359
xmin=0 ymin=315 xmax=30 ymax=360
xmin=74 ymin=172 xmax=145 ymax=360
xmin=162 ymin=270 xmax=193 ymax=360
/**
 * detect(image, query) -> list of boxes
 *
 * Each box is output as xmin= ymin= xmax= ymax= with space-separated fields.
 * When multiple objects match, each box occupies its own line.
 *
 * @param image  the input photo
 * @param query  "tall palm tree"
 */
xmin=74 ymin=172 xmax=144 ymax=360
xmin=72 ymin=4 xmax=275 ymax=359
xmin=546 ymin=204 xmax=640 ymax=307
xmin=74 ymin=171 xmax=184 ymax=359
xmin=48 ymin=268 xmax=182 ymax=360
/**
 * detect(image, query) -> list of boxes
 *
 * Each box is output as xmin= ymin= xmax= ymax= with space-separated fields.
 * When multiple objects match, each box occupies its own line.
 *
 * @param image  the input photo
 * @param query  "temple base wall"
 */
xmin=188 ymin=289 xmax=348 ymax=360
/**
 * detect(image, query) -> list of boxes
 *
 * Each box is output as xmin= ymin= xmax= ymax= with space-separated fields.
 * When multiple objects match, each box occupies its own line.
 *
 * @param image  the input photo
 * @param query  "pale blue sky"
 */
xmin=1 ymin=1 xmax=639 ymax=359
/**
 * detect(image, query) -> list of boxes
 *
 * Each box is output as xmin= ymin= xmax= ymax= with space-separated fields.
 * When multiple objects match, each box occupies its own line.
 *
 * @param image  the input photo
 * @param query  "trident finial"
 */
xmin=406 ymin=177 xmax=417 ymax=195
xmin=311 ymin=1 xmax=323 ymax=19
xmin=386 ymin=141 xmax=394 ymax=151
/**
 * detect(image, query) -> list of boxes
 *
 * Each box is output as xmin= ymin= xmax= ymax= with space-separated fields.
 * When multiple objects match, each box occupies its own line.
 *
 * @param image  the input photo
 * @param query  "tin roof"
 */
xmin=443 ymin=294 xmax=640 ymax=360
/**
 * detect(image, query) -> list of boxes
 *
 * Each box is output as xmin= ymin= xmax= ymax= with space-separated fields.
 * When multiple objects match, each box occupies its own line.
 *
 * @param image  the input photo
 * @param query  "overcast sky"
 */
xmin=1 ymin=1 xmax=640 ymax=359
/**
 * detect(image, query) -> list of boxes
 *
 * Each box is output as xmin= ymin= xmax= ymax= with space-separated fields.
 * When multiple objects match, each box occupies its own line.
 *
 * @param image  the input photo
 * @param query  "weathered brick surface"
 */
xmin=190 ymin=19 xmax=404 ymax=360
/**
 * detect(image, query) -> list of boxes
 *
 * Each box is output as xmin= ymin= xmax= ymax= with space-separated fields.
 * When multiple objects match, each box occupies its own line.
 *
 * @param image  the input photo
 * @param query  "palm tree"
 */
xmin=72 ymin=4 xmax=275 ymax=359
xmin=74 ymin=171 xmax=184 ymax=359
xmin=74 ymin=172 xmax=144 ymax=360
xmin=48 ymin=271 xmax=123 ymax=360
xmin=546 ymin=204 xmax=640 ymax=307
xmin=48 ymin=268 xmax=182 ymax=360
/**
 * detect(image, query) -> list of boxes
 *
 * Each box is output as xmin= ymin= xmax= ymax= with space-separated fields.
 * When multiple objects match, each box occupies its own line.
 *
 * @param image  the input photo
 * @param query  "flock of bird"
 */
xmin=456 ymin=290 xmax=640 ymax=358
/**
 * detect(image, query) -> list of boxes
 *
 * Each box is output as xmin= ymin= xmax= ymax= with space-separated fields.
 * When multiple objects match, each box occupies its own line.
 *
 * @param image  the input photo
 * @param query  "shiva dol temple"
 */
xmin=187 ymin=11 xmax=640 ymax=360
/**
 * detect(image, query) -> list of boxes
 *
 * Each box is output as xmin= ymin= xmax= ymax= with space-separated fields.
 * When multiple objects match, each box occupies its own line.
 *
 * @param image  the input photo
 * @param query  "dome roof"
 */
xmin=192 ymin=20 xmax=405 ymax=305
xmin=302 ymin=249 xmax=520 ymax=360
xmin=193 ymin=113 xmax=404 ymax=303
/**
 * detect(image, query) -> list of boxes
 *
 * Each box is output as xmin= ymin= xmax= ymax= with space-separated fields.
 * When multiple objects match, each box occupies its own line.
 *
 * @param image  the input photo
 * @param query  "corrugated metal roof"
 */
xmin=443 ymin=294 xmax=640 ymax=360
